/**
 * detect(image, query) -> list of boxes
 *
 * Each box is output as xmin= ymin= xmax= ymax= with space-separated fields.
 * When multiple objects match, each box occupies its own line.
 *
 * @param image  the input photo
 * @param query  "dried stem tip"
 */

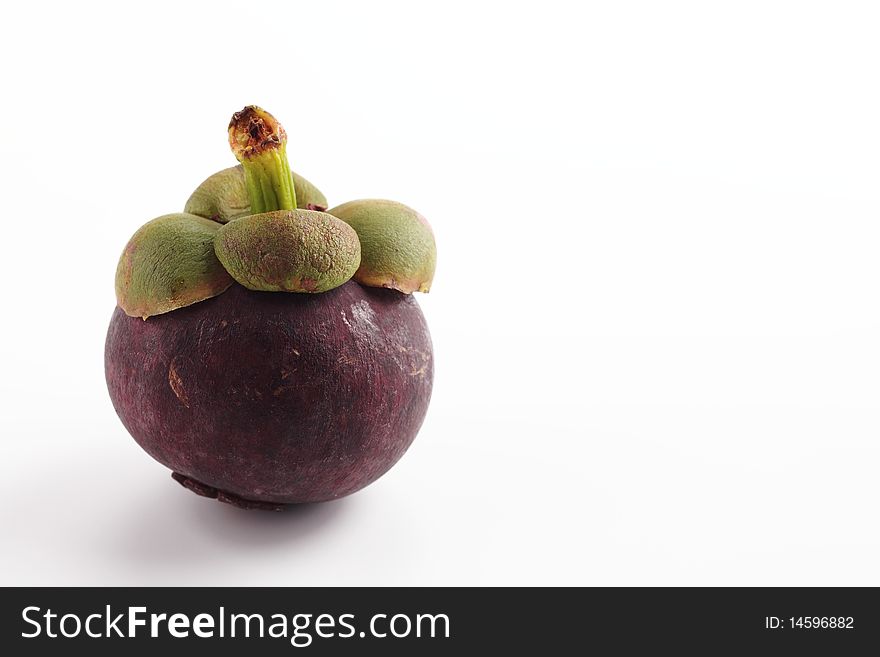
xmin=227 ymin=106 xmax=296 ymax=213
xmin=228 ymin=106 xmax=287 ymax=160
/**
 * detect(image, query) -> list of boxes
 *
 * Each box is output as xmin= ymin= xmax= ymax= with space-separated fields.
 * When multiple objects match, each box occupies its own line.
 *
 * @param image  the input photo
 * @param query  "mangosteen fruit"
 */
xmin=105 ymin=106 xmax=436 ymax=509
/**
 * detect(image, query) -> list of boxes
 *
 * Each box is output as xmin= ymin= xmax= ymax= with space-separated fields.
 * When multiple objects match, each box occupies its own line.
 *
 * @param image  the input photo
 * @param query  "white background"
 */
xmin=2 ymin=0 xmax=879 ymax=586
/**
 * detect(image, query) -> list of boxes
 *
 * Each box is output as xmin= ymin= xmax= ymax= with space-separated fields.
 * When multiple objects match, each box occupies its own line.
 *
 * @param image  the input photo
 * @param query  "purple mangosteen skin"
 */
xmin=105 ymin=281 xmax=433 ymax=507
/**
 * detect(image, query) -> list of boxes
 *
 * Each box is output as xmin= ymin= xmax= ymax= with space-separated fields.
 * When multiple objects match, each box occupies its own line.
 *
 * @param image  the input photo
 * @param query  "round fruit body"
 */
xmin=105 ymin=281 xmax=433 ymax=506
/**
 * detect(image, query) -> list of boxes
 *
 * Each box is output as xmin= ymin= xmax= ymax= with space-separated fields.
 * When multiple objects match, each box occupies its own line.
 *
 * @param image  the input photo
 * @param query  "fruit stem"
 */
xmin=228 ymin=106 xmax=297 ymax=213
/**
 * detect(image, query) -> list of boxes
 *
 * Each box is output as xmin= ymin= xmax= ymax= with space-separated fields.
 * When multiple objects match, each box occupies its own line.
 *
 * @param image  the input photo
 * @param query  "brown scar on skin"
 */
xmin=168 ymin=359 xmax=190 ymax=408
xmin=409 ymin=351 xmax=430 ymax=377
xmin=272 ymin=386 xmax=288 ymax=397
xmin=337 ymin=352 xmax=358 ymax=366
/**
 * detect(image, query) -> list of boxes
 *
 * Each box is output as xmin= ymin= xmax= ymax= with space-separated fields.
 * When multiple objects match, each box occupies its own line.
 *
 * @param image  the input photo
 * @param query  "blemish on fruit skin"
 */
xmin=351 ymin=300 xmax=379 ymax=332
xmin=409 ymin=350 xmax=431 ymax=377
xmin=341 ymin=300 xmax=382 ymax=344
xmin=168 ymin=359 xmax=190 ymax=408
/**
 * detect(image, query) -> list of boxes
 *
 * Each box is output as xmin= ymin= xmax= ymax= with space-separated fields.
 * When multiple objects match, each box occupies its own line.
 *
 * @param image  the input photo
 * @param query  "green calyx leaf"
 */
xmin=214 ymin=209 xmax=361 ymax=293
xmin=184 ymin=165 xmax=328 ymax=224
xmin=115 ymin=213 xmax=234 ymax=319
xmin=328 ymin=199 xmax=436 ymax=294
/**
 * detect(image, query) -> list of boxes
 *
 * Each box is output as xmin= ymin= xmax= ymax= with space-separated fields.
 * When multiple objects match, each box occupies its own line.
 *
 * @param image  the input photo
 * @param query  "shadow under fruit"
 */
xmin=105 ymin=107 xmax=436 ymax=510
